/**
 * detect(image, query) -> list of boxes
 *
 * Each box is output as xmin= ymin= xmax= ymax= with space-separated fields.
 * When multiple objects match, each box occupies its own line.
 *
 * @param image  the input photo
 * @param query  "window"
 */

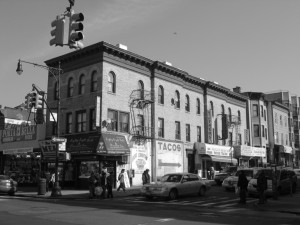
xmin=281 ymin=133 xmax=284 ymax=145
xmin=175 ymin=91 xmax=180 ymax=108
xmin=254 ymin=125 xmax=260 ymax=137
xmin=137 ymin=114 xmax=144 ymax=135
xmin=196 ymin=98 xmax=201 ymax=114
xmin=138 ymin=80 xmax=144 ymax=99
xmin=264 ymin=110 xmax=266 ymax=121
xmin=54 ymin=82 xmax=58 ymax=100
xmin=280 ymin=115 xmax=282 ymax=126
xmin=228 ymin=132 xmax=233 ymax=146
xmin=68 ymin=77 xmax=74 ymax=97
xmin=265 ymin=128 xmax=268 ymax=140
xmin=108 ymin=71 xmax=116 ymax=93
xmin=238 ymin=110 xmax=241 ymax=123
xmin=285 ymin=116 xmax=287 ymax=127
xmin=175 ymin=121 xmax=181 ymax=140
xmin=261 ymin=105 xmax=263 ymax=117
xmin=76 ymin=111 xmax=86 ymax=133
xmin=90 ymin=109 xmax=96 ymax=131
xmin=79 ymin=74 xmax=85 ymax=95
xmin=66 ymin=113 xmax=72 ymax=134
xmin=108 ymin=109 xmax=118 ymax=131
xmin=185 ymin=95 xmax=190 ymax=112
xmin=274 ymin=113 xmax=278 ymax=125
xmin=197 ymin=126 xmax=201 ymax=142
xmin=253 ymin=104 xmax=258 ymax=116
xmin=158 ymin=85 xmax=164 ymax=104
xmin=228 ymin=108 xmax=232 ymax=123
xmin=158 ymin=118 xmax=164 ymax=138
xmin=261 ymin=125 xmax=265 ymax=137
xmin=275 ymin=132 xmax=279 ymax=144
xmin=91 ymin=71 xmax=98 ymax=92
xmin=286 ymin=134 xmax=288 ymax=145
xmin=238 ymin=134 xmax=242 ymax=145
xmin=210 ymin=101 xmax=214 ymax=116
xmin=119 ymin=112 xmax=129 ymax=133
xmin=186 ymin=124 xmax=190 ymax=142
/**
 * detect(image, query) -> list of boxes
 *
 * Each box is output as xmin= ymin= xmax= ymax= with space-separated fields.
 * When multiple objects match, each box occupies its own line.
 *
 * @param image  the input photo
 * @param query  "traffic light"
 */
xmin=68 ymin=11 xmax=84 ymax=48
xmin=31 ymin=91 xmax=43 ymax=109
xmin=221 ymin=114 xmax=228 ymax=139
xmin=25 ymin=94 xmax=32 ymax=109
xmin=50 ymin=16 xmax=65 ymax=47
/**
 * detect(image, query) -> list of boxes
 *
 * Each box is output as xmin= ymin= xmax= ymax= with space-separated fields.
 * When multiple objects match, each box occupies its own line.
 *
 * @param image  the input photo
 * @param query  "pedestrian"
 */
xmin=142 ymin=169 xmax=150 ymax=185
xmin=210 ymin=166 xmax=215 ymax=180
xmin=257 ymin=170 xmax=268 ymax=204
xmin=237 ymin=170 xmax=248 ymax=204
xmin=106 ymin=171 xmax=114 ymax=198
xmin=44 ymin=170 xmax=51 ymax=192
xmin=117 ymin=169 xmax=126 ymax=192
xmin=100 ymin=169 xmax=108 ymax=199
xmin=88 ymin=171 xmax=98 ymax=199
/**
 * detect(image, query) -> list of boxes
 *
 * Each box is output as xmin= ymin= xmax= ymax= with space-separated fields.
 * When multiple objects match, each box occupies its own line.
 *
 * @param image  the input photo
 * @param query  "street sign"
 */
xmin=52 ymin=136 xmax=67 ymax=143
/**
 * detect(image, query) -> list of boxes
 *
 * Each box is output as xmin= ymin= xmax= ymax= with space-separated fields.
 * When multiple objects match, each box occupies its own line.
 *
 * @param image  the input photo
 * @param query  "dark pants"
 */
xmin=89 ymin=184 xmax=96 ymax=198
xmin=101 ymin=185 xmax=106 ymax=198
xmin=117 ymin=182 xmax=126 ymax=191
xmin=107 ymin=185 xmax=113 ymax=198
xmin=239 ymin=187 xmax=247 ymax=203
xmin=258 ymin=189 xmax=266 ymax=203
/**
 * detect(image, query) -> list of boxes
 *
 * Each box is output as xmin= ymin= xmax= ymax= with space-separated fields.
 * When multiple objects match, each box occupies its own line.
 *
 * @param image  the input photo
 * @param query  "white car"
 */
xmin=222 ymin=168 xmax=257 ymax=191
xmin=140 ymin=173 xmax=210 ymax=200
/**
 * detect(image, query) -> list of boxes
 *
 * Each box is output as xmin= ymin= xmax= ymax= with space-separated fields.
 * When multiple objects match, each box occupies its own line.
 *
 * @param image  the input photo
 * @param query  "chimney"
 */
xmin=116 ymin=43 xmax=127 ymax=50
xmin=233 ymin=86 xmax=241 ymax=93
xmin=163 ymin=61 xmax=172 ymax=66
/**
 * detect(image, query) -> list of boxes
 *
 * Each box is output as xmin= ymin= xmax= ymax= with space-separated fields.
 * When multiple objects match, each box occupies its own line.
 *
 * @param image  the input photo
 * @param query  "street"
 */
xmin=1 ymin=185 xmax=300 ymax=225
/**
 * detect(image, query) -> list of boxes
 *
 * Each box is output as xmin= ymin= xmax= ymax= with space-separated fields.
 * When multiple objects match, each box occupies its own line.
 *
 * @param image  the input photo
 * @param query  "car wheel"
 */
xmin=198 ymin=186 xmax=206 ymax=196
xmin=169 ymin=189 xmax=178 ymax=200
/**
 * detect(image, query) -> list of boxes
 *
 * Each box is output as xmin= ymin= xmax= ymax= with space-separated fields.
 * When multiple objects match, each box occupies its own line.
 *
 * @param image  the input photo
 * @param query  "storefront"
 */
xmin=273 ymin=145 xmax=293 ymax=167
xmin=194 ymin=143 xmax=237 ymax=178
xmin=66 ymin=132 xmax=130 ymax=189
xmin=233 ymin=145 xmax=266 ymax=167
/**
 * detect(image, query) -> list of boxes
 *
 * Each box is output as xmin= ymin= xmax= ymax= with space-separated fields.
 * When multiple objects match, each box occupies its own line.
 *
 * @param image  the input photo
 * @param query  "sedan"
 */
xmin=0 ymin=175 xmax=18 ymax=196
xmin=222 ymin=168 xmax=256 ymax=191
xmin=140 ymin=173 xmax=210 ymax=200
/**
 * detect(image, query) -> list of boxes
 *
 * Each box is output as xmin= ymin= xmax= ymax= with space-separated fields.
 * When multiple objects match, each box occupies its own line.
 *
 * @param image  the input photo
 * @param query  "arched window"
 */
xmin=221 ymin=104 xmax=225 ymax=114
xmin=68 ymin=77 xmax=74 ymax=97
xmin=79 ymin=74 xmax=85 ymax=95
xmin=175 ymin=90 xmax=180 ymax=108
xmin=238 ymin=110 xmax=241 ymax=123
xmin=196 ymin=98 xmax=200 ymax=114
xmin=228 ymin=107 xmax=232 ymax=123
xmin=185 ymin=95 xmax=190 ymax=112
xmin=210 ymin=101 xmax=214 ymax=116
xmin=91 ymin=70 xmax=98 ymax=92
xmin=108 ymin=71 xmax=116 ymax=93
xmin=158 ymin=85 xmax=164 ymax=104
xmin=54 ymin=81 xmax=58 ymax=100
xmin=138 ymin=80 xmax=144 ymax=99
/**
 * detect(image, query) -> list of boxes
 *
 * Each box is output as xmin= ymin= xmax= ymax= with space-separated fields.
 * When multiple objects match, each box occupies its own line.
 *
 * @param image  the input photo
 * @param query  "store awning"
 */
xmin=201 ymin=154 xmax=237 ymax=164
xmin=97 ymin=133 xmax=130 ymax=155
xmin=279 ymin=145 xmax=293 ymax=154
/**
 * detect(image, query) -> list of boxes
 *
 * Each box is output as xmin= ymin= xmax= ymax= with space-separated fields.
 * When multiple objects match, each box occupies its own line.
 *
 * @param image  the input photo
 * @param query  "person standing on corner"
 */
xmin=117 ymin=169 xmax=126 ymax=192
xmin=88 ymin=171 xmax=98 ymax=199
xmin=106 ymin=171 xmax=114 ymax=198
xmin=142 ymin=169 xmax=150 ymax=185
xmin=237 ymin=170 xmax=248 ymax=204
xmin=257 ymin=170 xmax=268 ymax=204
xmin=100 ymin=169 xmax=109 ymax=199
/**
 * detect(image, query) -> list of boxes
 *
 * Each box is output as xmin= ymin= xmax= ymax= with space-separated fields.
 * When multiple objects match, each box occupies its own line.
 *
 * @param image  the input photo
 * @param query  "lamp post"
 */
xmin=16 ymin=59 xmax=63 ymax=197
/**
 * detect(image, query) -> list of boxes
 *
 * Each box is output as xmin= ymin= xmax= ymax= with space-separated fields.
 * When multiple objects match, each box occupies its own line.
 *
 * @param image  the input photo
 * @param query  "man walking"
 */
xmin=257 ymin=170 xmax=268 ymax=204
xmin=106 ymin=171 xmax=114 ymax=198
xmin=142 ymin=169 xmax=150 ymax=185
xmin=117 ymin=169 xmax=126 ymax=192
xmin=100 ymin=169 xmax=108 ymax=199
xmin=237 ymin=170 xmax=248 ymax=204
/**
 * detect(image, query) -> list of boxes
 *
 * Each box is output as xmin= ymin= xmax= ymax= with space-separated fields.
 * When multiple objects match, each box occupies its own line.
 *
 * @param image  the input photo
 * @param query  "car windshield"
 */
xmin=222 ymin=167 xmax=237 ymax=173
xmin=235 ymin=170 xmax=253 ymax=177
xmin=254 ymin=169 xmax=273 ymax=179
xmin=161 ymin=174 xmax=182 ymax=182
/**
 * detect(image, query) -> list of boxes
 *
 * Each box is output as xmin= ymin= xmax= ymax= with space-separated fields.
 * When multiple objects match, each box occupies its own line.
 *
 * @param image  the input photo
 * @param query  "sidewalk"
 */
xmin=15 ymin=185 xmax=142 ymax=199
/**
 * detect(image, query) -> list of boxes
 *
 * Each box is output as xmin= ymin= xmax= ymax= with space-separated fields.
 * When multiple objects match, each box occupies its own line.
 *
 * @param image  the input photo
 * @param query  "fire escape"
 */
xmin=129 ymin=89 xmax=154 ymax=145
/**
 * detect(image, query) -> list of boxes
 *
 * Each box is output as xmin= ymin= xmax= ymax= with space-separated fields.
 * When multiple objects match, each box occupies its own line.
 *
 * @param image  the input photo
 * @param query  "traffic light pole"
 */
xmin=16 ymin=59 xmax=63 ymax=197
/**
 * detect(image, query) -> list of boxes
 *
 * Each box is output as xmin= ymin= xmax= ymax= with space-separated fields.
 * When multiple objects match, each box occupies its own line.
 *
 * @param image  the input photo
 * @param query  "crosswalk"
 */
xmin=123 ymin=195 xmax=258 ymax=209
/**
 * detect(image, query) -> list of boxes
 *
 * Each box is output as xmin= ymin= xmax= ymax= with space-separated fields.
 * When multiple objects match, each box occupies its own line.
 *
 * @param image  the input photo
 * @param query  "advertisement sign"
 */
xmin=195 ymin=143 xmax=231 ymax=157
xmin=1 ymin=124 xmax=36 ymax=143
xmin=156 ymin=140 xmax=183 ymax=177
xmin=3 ymin=147 xmax=33 ymax=155
xmin=234 ymin=145 xmax=266 ymax=157
xmin=131 ymin=144 xmax=151 ymax=175
xmin=96 ymin=133 xmax=130 ymax=154
xmin=66 ymin=133 xmax=100 ymax=153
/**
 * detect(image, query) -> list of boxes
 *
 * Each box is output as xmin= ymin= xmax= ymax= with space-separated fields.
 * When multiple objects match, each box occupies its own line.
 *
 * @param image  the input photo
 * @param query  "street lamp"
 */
xmin=16 ymin=59 xmax=63 ymax=197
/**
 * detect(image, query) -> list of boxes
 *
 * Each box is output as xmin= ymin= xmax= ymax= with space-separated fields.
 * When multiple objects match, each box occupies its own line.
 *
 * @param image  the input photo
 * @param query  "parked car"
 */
xmin=293 ymin=168 xmax=300 ymax=188
xmin=0 ymin=175 xmax=18 ymax=196
xmin=214 ymin=166 xmax=237 ymax=185
xmin=247 ymin=167 xmax=297 ymax=197
xmin=140 ymin=173 xmax=210 ymax=200
xmin=222 ymin=168 xmax=257 ymax=191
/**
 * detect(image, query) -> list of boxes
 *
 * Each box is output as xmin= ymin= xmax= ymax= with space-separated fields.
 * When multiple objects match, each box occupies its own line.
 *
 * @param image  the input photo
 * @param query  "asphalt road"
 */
xmin=1 ymin=185 xmax=300 ymax=225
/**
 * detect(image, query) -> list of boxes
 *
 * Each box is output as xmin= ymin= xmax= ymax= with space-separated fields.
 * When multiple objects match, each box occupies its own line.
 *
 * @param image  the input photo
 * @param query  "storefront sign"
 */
xmin=3 ymin=147 xmax=33 ymax=155
xmin=97 ymin=133 xmax=130 ymax=154
xmin=279 ymin=145 xmax=293 ymax=154
xmin=1 ymin=124 xmax=36 ymax=143
xmin=234 ymin=145 xmax=266 ymax=157
xmin=131 ymin=144 xmax=150 ymax=174
xmin=67 ymin=133 xmax=100 ymax=153
xmin=156 ymin=140 xmax=183 ymax=177
xmin=195 ymin=143 xmax=231 ymax=157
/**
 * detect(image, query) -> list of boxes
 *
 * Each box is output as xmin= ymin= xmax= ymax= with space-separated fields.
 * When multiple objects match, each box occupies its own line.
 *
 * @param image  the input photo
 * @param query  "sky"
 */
xmin=1 ymin=0 xmax=300 ymax=108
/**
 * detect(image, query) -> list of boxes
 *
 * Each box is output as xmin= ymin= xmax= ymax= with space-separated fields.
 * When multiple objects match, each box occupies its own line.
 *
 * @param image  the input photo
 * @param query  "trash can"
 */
xmin=38 ymin=178 xmax=47 ymax=195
